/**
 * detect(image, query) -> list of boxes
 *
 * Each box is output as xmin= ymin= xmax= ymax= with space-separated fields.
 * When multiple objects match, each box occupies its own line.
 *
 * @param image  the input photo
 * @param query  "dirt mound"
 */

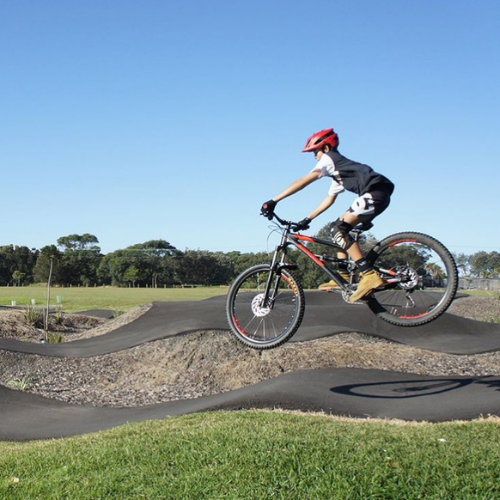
xmin=0 ymin=305 xmax=151 ymax=343
xmin=447 ymin=296 xmax=500 ymax=322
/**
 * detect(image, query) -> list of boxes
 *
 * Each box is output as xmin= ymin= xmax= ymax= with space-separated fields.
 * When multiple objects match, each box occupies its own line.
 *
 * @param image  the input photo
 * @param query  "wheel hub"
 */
xmin=397 ymin=267 xmax=419 ymax=290
xmin=251 ymin=293 xmax=271 ymax=317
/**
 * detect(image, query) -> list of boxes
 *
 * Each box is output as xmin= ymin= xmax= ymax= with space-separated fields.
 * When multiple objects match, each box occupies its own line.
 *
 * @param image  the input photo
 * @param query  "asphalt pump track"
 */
xmin=1 ymin=293 xmax=500 ymax=441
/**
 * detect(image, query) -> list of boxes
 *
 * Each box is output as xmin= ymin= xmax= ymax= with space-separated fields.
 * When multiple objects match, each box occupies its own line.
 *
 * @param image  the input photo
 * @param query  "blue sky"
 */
xmin=1 ymin=0 xmax=499 ymax=256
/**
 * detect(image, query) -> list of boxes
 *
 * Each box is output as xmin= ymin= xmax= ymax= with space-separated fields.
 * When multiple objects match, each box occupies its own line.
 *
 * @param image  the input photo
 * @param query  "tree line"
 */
xmin=0 ymin=234 xmax=268 ymax=288
xmin=454 ymin=252 xmax=500 ymax=279
xmin=1 ymin=230 xmax=499 ymax=288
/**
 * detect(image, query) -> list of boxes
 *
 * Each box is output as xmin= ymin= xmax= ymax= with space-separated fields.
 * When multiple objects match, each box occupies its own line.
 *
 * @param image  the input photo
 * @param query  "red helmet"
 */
xmin=302 ymin=128 xmax=339 ymax=152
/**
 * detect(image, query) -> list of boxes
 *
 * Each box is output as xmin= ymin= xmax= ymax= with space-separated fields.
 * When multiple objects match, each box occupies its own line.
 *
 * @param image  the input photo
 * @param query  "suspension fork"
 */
xmin=263 ymin=228 xmax=291 ymax=308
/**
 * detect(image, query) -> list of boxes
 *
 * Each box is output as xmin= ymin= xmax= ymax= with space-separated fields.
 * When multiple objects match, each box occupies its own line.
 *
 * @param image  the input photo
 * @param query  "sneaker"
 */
xmin=349 ymin=269 xmax=384 ymax=302
xmin=319 ymin=273 xmax=350 ymax=291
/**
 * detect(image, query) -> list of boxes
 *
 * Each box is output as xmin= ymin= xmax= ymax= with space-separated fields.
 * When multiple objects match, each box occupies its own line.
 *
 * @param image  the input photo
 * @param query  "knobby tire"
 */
xmin=366 ymin=232 xmax=458 ymax=326
xmin=226 ymin=264 xmax=305 ymax=349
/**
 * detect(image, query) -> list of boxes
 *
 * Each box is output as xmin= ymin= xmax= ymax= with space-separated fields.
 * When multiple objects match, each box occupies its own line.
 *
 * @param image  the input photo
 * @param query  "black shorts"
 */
xmin=347 ymin=185 xmax=393 ymax=223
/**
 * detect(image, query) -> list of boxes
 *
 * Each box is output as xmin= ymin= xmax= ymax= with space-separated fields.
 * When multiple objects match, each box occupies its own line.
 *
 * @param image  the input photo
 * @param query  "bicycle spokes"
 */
xmin=368 ymin=233 xmax=457 ymax=324
xmin=226 ymin=265 xmax=305 ymax=348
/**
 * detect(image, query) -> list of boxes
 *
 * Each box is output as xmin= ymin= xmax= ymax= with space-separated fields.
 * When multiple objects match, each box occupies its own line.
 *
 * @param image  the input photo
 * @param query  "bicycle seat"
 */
xmin=351 ymin=222 xmax=373 ymax=233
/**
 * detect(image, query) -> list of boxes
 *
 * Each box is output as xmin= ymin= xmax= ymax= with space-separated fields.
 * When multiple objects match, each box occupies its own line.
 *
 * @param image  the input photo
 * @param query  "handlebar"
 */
xmin=261 ymin=211 xmax=301 ymax=231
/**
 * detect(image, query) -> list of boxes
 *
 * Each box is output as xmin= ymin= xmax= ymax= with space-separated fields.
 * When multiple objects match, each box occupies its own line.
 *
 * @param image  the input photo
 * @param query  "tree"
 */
xmin=12 ymin=270 xmax=26 ymax=286
xmin=97 ymin=240 xmax=180 ymax=287
xmin=0 ymin=245 xmax=38 ymax=285
xmin=97 ymin=250 xmax=132 ymax=286
xmin=123 ymin=266 xmax=140 ymax=287
xmin=470 ymin=251 xmax=488 ymax=277
xmin=33 ymin=246 xmax=62 ymax=283
xmin=425 ymin=263 xmax=445 ymax=279
xmin=174 ymin=250 xmax=234 ymax=286
xmin=375 ymin=244 xmax=432 ymax=274
xmin=454 ymin=253 xmax=471 ymax=278
xmin=490 ymin=251 xmax=500 ymax=277
xmin=126 ymin=240 xmax=180 ymax=287
xmin=469 ymin=251 xmax=500 ymax=278
xmin=226 ymin=251 xmax=269 ymax=276
xmin=57 ymin=234 xmax=102 ymax=286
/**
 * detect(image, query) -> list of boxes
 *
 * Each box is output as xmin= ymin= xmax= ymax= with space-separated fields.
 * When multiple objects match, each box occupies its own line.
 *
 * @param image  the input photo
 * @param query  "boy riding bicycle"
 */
xmin=261 ymin=128 xmax=395 ymax=303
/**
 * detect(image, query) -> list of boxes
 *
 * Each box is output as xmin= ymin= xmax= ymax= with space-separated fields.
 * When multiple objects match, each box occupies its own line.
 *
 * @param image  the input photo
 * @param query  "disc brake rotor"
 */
xmin=397 ymin=268 xmax=419 ymax=290
xmin=251 ymin=293 xmax=271 ymax=317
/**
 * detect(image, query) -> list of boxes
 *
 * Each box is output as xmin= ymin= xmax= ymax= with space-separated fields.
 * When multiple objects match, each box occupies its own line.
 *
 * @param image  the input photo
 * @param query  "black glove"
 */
xmin=293 ymin=217 xmax=311 ymax=232
xmin=261 ymin=199 xmax=277 ymax=219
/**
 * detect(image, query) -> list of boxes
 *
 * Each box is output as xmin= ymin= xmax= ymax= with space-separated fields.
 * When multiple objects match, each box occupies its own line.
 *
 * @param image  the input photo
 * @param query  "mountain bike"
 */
xmin=226 ymin=212 xmax=458 ymax=349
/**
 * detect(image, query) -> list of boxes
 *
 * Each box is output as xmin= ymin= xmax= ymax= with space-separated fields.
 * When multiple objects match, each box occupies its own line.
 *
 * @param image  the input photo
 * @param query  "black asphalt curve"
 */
xmin=2 ymin=293 xmax=500 ymax=440
xmin=1 ymin=368 xmax=499 ymax=441
xmin=292 ymin=292 xmax=500 ymax=355
xmin=76 ymin=309 xmax=116 ymax=319
xmin=1 ymin=293 xmax=499 ymax=357
xmin=0 ymin=300 xmax=229 ymax=357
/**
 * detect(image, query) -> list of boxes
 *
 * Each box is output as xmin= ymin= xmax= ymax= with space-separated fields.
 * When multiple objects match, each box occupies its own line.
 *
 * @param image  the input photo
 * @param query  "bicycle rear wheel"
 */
xmin=226 ymin=264 xmax=305 ymax=349
xmin=366 ymin=232 xmax=458 ymax=326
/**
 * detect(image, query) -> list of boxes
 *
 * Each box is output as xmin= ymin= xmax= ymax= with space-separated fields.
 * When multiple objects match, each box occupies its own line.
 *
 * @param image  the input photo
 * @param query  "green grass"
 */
xmin=1 ymin=411 xmax=499 ymax=499
xmin=0 ymin=286 xmax=228 ymax=313
xmin=1 ymin=286 xmax=496 ymax=313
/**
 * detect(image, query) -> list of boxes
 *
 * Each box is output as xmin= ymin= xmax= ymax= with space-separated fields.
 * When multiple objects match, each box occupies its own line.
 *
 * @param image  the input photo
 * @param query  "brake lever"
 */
xmin=259 ymin=211 xmax=293 ymax=227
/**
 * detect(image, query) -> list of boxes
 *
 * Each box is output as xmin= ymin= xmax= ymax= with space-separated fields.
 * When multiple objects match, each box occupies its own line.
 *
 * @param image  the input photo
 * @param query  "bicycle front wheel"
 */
xmin=366 ymin=232 xmax=458 ymax=327
xmin=226 ymin=264 xmax=305 ymax=349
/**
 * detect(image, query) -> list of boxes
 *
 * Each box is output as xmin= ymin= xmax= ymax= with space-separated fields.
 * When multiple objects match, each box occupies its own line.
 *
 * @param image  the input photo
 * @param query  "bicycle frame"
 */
xmin=262 ymin=212 xmax=412 ymax=309
xmin=263 ymin=214 xmax=355 ymax=307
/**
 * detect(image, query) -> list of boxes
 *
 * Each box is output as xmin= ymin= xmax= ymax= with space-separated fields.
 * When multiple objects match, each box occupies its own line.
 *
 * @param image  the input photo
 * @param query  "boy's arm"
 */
xmin=272 ymin=171 xmax=321 ymax=202
xmin=261 ymin=171 xmax=322 ymax=219
xmin=307 ymin=195 xmax=337 ymax=220
xmin=290 ymin=194 xmax=337 ymax=231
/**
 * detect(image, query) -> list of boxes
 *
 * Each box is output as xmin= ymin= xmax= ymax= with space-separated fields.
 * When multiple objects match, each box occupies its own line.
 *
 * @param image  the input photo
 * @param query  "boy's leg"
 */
xmin=318 ymin=256 xmax=349 ymax=290
xmin=326 ymin=189 xmax=391 ymax=300
xmin=337 ymin=211 xmax=384 ymax=302
xmin=319 ymin=214 xmax=359 ymax=291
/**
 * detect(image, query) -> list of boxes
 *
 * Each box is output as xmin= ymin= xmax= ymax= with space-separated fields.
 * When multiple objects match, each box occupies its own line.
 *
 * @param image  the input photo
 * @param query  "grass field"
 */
xmin=0 ymin=286 xmax=228 ymax=312
xmin=1 ymin=286 xmax=497 ymax=313
xmin=1 ymin=412 xmax=500 ymax=499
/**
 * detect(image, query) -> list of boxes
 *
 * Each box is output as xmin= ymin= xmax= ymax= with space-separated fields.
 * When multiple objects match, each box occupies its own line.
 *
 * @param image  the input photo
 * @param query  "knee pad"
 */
xmin=329 ymin=219 xmax=355 ymax=250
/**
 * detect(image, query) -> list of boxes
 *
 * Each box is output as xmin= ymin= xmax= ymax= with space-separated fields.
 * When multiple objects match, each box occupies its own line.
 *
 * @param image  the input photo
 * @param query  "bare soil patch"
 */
xmin=447 ymin=295 xmax=500 ymax=322
xmin=0 ymin=305 xmax=151 ymax=343
xmin=0 ymin=296 xmax=499 ymax=408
